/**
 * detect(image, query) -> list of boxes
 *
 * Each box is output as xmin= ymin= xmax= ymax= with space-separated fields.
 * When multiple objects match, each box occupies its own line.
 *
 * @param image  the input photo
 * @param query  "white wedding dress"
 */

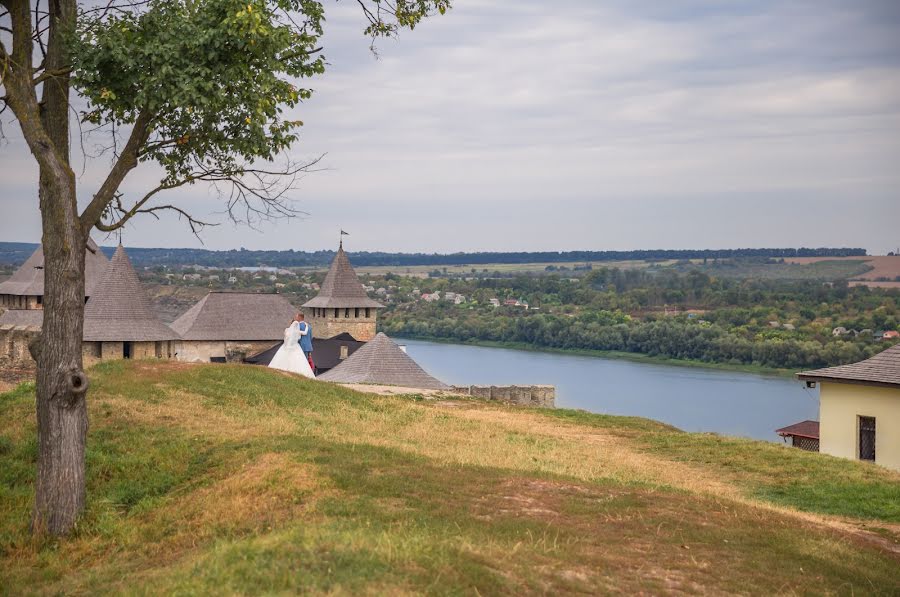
xmin=268 ymin=322 xmax=315 ymax=378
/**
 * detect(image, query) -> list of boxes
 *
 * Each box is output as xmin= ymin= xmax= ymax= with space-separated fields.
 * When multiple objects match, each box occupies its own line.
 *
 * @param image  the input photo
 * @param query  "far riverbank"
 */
xmin=389 ymin=334 xmax=797 ymax=377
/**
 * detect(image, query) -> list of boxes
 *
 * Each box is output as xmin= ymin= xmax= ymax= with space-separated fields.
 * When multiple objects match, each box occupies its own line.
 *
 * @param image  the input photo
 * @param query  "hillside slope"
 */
xmin=1 ymin=362 xmax=899 ymax=595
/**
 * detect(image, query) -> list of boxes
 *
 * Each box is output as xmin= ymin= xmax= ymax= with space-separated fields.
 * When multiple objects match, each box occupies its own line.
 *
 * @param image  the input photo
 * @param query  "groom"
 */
xmin=295 ymin=312 xmax=314 ymax=370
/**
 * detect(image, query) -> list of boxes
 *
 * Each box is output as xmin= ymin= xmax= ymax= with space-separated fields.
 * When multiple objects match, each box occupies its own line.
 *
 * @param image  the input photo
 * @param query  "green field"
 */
xmin=2 ymin=362 xmax=899 ymax=594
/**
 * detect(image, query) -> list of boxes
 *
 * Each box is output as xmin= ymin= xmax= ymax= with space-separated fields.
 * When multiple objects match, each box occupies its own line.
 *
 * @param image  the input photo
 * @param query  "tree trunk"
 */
xmin=31 ymin=188 xmax=89 ymax=536
xmin=29 ymin=0 xmax=89 ymax=536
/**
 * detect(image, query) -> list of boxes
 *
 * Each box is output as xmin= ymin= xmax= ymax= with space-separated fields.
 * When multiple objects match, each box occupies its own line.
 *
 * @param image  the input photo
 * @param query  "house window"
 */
xmin=340 ymin=345 xmax=349 ymax=360
xmin=355 ymin=308 xmax=360 ymax=318
xmin=365 ymin=308 xmax=371 ymax=318
xmin=859 ymin=416 xmax=876 ymax=461
xmin=123 ymin=342 xmax=133 ymax=359
xmin=345 ymin=308 xmax=350 ymax=318
xmin=36 ymin=296 xmax=42 ymax=306
xmin=334 ymin=309 xmax=340 ymax=318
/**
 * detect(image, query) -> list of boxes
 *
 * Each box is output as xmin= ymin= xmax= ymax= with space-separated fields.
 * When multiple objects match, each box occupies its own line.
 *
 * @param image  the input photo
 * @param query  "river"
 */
xmin=400 ymin=339 xmax=819 ymax=442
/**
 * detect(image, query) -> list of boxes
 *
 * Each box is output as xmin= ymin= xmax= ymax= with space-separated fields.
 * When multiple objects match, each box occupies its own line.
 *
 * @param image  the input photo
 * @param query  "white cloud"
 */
xmin=1 ymin=0 xmax=898 ymax=251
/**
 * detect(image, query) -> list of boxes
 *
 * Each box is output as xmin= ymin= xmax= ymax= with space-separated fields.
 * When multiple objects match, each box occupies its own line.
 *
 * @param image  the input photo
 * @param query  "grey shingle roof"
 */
xmin=0 ymin=309 xmax=44 ymax=328
xmin=0 ymin=238 xmax=108 ymax=297
xmin=302 ymin=245 xmax=384 ymax=309
xmin=319 ymin=332 xmax=449 ymax=390
xmin=172 ymin=292 xmax=298 ymax=341
xmin=798 ymin=344 xmax=900 ymax=388
xmin=82 ymin=245 xmax=180 ymax=342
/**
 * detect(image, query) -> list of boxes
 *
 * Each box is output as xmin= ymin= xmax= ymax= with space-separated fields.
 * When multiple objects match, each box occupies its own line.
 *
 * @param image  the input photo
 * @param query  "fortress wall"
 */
xmin=225 ymin=340 xmax=277 ymax=362
xmin=451 ymin=385 xmax=555 ymax=408
xmin=0 ymin=324 xmax=39 ymax=370
xmin=175 ymin=340 xmax=276 ymax=363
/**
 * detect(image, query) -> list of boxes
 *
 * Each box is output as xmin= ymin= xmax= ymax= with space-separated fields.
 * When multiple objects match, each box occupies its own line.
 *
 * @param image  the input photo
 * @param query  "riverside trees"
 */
xmin=0 ymin=0 xmax=449 ymax=535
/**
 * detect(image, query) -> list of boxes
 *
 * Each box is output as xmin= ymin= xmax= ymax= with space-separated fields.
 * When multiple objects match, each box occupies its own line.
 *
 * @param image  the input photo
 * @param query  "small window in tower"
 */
xmin=355 ymin=308 xmax=360 ymax=318
xmin=365 ymin=308 xmax=371 ymax=318
xmin=345 ymin=308 xmax=350 ymax=318
xmin=334 ymin=308 xmax=339 ymax=318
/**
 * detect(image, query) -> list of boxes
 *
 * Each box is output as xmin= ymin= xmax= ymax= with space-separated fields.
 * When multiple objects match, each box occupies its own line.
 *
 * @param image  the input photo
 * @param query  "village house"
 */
xmin=301 ymin=241 xmax=384 ymax=341
xmin=779 ymin=345 xmax=900 ymax=471
xmin=0 ymin=238 xmax=108 ymax=310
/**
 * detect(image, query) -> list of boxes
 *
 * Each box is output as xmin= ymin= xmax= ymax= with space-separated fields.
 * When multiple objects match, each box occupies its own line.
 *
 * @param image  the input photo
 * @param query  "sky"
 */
xmin=1 ymin=0 xmax=899 ymax=254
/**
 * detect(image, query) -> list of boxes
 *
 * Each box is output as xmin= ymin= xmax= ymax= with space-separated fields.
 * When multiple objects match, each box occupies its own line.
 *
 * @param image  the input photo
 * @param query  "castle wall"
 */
xmin=451 ymin=385 xmax=555 ymax=408
xmin=174 ymin=340 xmax=276 ymax=363
xmin=0 ymin=324 xmax=40 ymax=370
xmin=306 ymin=313 xmax=377 ymax=342
xmin=175 ymin=340 xmax=225 ymax=363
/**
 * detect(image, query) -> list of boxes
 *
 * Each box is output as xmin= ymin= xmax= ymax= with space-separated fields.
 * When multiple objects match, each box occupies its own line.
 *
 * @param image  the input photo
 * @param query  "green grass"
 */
xmin=1 ymin=362 xmax=899 ymax=595
xmin=533 ymin=408 xmax=900 ymax=522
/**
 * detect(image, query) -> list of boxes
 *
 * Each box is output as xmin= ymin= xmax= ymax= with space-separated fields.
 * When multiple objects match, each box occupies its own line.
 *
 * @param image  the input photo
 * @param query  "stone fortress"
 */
xmin=0 ymin=238 xmax=554 ymax=407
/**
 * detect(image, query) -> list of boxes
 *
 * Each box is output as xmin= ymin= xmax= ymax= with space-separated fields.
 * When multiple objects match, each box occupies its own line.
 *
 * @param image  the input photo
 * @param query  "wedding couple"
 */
xmin=268 ymin=312 xmax=316 ymax=378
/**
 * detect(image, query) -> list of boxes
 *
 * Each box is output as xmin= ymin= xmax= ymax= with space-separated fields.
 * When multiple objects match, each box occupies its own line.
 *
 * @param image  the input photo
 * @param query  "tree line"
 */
xmin=0 ymin=242 xmax=868 ymax=268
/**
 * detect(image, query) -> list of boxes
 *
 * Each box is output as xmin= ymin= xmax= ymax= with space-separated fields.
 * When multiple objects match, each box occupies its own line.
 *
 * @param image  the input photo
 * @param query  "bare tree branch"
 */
xmin=79 ymin=111 xmax=154 ymax=232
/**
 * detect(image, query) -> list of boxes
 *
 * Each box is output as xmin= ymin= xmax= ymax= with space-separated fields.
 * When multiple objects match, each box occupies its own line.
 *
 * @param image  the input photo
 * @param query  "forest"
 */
xmin=0 ymin=242 xmax=867 ymax=269
xmin=380 ymin=268 xmax=900 ymax=370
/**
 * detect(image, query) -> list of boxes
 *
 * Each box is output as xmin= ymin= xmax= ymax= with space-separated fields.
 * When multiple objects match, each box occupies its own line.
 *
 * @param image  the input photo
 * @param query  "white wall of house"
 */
xmin=819 ymin=382 xmax=900 ymax=471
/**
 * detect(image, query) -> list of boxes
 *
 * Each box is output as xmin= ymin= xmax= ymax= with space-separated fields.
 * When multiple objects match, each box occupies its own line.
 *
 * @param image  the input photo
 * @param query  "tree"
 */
xmin=1 ymin=0 xmax=449 ymax=536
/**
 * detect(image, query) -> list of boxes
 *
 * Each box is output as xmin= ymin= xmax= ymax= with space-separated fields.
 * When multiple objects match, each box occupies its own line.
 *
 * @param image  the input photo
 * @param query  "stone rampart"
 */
xmin=451 ymin=385 xmax=555 ymax=408
xmin=0 ymin=324 xmax=40 ymax=371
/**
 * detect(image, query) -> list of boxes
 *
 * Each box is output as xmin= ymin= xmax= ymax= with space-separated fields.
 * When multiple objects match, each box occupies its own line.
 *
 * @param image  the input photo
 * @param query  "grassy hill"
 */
xmin=1 ymin=362 xmax=899 ymax=594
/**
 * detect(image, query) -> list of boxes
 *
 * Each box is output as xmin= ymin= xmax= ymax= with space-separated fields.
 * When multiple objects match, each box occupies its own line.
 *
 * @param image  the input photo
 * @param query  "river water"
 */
xmin=400 ymin=339 xmax=819 ymax=442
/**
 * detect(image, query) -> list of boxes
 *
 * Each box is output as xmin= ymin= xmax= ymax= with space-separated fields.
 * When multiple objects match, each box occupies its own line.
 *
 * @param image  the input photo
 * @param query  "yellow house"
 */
xmin=797 ymin=345 xmax=900 ymax=471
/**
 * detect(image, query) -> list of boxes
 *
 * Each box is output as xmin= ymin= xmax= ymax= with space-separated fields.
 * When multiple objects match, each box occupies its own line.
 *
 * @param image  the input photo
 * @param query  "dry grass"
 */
xmin=1 ymin=361 xmax=899 ymax=595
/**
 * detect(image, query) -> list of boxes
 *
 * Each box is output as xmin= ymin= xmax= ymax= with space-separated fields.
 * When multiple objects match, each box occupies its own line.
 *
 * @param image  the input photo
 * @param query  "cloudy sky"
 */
xmin=2 ymin=0 xmax=899 ymax=253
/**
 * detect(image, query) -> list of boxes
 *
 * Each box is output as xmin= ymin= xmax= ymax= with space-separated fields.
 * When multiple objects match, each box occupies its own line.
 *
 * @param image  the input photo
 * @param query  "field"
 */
xmin=2 ymin=362 xmax=899 ymax=594
xmin=785 ymin=256 xmax=900 ymax=284
xmin=351 ymin=260 xmax=676 ymax=278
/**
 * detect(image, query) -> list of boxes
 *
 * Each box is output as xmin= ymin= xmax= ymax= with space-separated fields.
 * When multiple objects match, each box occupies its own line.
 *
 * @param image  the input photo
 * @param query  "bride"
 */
xmin=268 ymin=317 xmax=315 ymax=378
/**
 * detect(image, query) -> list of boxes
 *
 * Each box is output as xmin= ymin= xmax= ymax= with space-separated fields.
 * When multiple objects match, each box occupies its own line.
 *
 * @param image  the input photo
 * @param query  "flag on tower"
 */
xmin=340 ymin=230 xmax=349 ymax=236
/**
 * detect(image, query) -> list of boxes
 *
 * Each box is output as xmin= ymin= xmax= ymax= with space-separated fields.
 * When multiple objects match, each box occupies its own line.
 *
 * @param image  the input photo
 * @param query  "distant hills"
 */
xmin=0 ymin=242 xmax=867 ymax=268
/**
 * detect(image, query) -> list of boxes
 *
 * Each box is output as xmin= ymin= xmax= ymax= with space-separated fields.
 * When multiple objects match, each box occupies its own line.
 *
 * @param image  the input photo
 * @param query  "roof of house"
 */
xmin=775 ymin=420 xmax=820 ymax=440
xmin=0 ymin=309 xmax=44 ymax=328
xmin=302 ymin=244 xmax=384 ymax=309
xmin=244 ymin=332 xmax=366 ymax=372
xmin=319 ymin=332 xmax=449 ymax=390
xmin=82 ymin=245 xmax=180 ymax=342
xmin=172 ymin=291 xmax=298 ymax=341
xmin=797 ymin=344 xmax=900 ymax=388
xmin=0 ymin=238 xmax=108 ymax=297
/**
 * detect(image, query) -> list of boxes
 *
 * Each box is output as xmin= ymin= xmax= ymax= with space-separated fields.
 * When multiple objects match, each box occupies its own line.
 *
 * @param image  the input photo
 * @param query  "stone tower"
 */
xmin=302 ymin=241 xmax=383 ymax=341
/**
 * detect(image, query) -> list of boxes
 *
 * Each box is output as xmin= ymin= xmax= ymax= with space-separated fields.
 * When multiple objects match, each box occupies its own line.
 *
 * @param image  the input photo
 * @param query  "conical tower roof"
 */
xmin=319 ymin=332 xmax=449 ymax=390
xmin=302 ymin=244 xmax=383 ymax=309
xmin=0 ymin=238 xmax=108 ymax=297
xmin=83 ymin=245 xmax=179 ymax=341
